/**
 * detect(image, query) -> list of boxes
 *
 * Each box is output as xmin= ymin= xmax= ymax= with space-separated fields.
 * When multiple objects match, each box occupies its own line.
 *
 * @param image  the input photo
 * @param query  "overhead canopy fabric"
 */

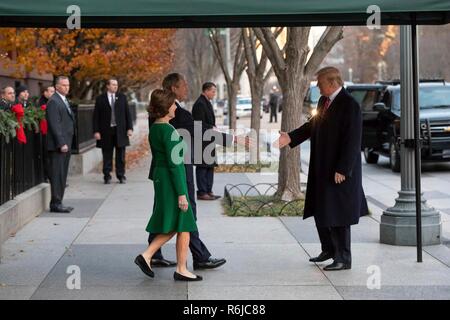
xmin=0 ymin=0 xmax=450 ymax=27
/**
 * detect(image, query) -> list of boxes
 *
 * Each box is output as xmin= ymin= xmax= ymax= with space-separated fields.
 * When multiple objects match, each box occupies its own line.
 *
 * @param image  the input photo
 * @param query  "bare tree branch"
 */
xmin=305 ymin=26 xmax=344 ymax=76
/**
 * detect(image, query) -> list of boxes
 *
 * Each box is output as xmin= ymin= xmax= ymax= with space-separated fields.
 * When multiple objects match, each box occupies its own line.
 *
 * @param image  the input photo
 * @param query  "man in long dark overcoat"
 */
xmin=276 ymin=66 xmax=369 ymax=271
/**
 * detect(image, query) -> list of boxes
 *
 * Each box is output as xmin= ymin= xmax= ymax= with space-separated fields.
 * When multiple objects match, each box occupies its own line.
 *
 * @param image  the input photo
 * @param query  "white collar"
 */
xmin=56 ymin=91 xmax=67 ymax=101
xmin=327 ymin=87 xmax=342 ymax=104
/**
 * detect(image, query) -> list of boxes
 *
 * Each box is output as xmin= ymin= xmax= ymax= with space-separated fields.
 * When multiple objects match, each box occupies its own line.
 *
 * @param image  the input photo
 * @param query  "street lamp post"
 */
xmin=380 ymin=25 xmax=441 ymax=250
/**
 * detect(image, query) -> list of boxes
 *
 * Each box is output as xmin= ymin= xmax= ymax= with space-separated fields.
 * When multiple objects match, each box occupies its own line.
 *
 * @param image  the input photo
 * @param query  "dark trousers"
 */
xmin=48 ymin=150 xmax=71 ymax=207
xmin=102 ymin=127 xmax=126 ymax=179
xmin=270 ymin=107 xmax=277 ymax=123
xmin=317 ymin=225 xmax=351 ymax=264
xmin=196 ymin=166 xmax=214 ymax=195
xmin=148 ymin=163 xmax=211 ymax=263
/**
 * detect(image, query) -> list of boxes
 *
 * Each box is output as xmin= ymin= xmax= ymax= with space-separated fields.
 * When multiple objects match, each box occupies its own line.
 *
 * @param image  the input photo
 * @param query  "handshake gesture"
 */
xmin=234 ymin=134 xmax=254 ymax=148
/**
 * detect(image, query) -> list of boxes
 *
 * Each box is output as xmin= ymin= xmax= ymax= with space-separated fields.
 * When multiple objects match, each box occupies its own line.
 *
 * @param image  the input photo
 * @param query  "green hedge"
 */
xmin=0 ymin=105 xmax=45 ymax=143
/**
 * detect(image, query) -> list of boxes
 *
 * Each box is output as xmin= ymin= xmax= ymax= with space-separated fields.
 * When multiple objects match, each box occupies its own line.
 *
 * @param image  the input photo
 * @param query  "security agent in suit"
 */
xmin=148 ymin=73 xmax=250 ymax=269
xmin=191 ymin=82 xmax=221 ymax=201
xmin=46 ymin=76 xmax=75 ymax=213
xmin=93 ymin=79 xmax=133 ymax=184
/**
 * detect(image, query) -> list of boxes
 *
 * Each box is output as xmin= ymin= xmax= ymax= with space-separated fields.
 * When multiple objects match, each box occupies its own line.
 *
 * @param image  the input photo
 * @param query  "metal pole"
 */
xmin=411 ymin=23 xmax=422 ymax=262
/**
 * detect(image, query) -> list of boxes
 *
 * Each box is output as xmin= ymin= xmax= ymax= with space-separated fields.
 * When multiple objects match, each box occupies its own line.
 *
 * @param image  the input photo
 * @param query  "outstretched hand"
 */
xmin=273 ymin=131 xmax=291 ymax=149
xmin=234 ymin=135 xmax=255 ymax=148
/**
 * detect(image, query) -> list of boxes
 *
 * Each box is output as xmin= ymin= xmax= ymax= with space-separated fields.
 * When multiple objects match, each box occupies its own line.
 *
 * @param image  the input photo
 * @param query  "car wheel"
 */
xmin=364 ymin=148 xmax=379 ymax=164
xmin=389 ymin=138 xmax=401 ymax=172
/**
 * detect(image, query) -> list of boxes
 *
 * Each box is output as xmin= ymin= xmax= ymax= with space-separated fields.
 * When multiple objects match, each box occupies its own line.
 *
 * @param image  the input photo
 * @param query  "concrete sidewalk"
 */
xmin=1 ymin=152 xmax=450 ymax=299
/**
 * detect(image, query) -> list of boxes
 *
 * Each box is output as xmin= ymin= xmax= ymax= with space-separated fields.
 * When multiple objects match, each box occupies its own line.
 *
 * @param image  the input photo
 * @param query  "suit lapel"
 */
xmin=202 ymin=95 xmax=214 ymax=121
xmin=327 ymin=87 xmax=345 ymax=113
xmin=55 ymin=93 xmax=74 ymax=120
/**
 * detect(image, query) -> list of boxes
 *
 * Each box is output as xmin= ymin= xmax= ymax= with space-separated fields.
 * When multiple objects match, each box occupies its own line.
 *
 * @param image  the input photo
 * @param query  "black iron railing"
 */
xmin=71 ymin=101 xmax=137 ymax=154
xmin=0 ymin=130 xmax=45 ymax=206
xmin=71 ymin=103 xmax=95 ymax=154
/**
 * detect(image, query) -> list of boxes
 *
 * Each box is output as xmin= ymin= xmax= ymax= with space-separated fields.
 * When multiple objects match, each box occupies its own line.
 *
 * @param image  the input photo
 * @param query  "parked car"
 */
xmin=304 ymin=81 xmax=321 ymax=118
xmin=212 ymin=99 xmax=223 ymax=116
xmin=346 ymin=80 xmax=450 ymax=172
xmin=223 ymin=96 xmax=263 ymax=119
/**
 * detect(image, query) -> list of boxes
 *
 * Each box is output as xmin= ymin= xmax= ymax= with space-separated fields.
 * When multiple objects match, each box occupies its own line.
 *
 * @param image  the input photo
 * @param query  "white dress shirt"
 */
xmin=327 ymin=86 xmax=342 ymax=105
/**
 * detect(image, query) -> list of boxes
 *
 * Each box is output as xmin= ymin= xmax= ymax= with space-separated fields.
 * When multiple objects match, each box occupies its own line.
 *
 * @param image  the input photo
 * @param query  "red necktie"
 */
xmin=323 ymin=97 xmax=331 ymax=112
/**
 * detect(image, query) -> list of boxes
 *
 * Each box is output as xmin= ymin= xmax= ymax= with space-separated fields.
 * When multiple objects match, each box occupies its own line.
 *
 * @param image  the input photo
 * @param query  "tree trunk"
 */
xmin=227 ymin=83 xmax=238 ymax=130
xmin=276 ymin=76 xmax=309 ymax=201
xmin=249 ymin=81 xmax=263 ymax=164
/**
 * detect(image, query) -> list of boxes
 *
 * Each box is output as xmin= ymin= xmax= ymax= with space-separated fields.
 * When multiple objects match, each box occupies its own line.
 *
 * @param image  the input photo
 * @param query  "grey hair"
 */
xmin=55 ymin=76 xmax=69 ymax=85
xmin=1 ymin=86 xmax=14 ymax=95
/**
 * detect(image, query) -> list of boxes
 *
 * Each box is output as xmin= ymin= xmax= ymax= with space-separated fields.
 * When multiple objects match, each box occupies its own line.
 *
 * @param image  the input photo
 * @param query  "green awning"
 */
xmin=0 ymin=0 xmax=449 ymax=27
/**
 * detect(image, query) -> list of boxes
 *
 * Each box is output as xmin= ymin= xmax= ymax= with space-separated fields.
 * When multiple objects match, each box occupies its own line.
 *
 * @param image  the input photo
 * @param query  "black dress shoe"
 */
xmin=134 ymin=255 xmax=154 ymax=278
xmin=197 ymin=194 xmax=216 ymax=200
xmin=104 ymin=177 xmax=111 ymax=184
xmin=173 ymin=271 xmax=203 ymax=281
xmin=323 ymin=261 xmax=351 ymax=271
xmin=151 ymin=258 xmax=177 ymax=267
xmin=309 ymin=252 xmax=334 ymax=263
xmin=193 ymin=257 xmax=226 ymax=270
xmin=118 ymin=178 xmax=126 ymax=184
xmin=208 ymin=193 xmax=221 ymax=200
xmin=50 ymin=205 xmax=71 ymax=213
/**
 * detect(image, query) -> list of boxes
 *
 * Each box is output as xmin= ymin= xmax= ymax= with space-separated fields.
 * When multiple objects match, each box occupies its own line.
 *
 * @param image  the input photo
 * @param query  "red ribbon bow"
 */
xmin=11 ymin=103 xmax=27 ymax=144
xmin=40 ymin=104 xmax=48 ymax=135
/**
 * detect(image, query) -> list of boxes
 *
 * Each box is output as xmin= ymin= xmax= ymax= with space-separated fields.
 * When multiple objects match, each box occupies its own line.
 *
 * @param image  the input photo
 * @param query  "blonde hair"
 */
xmin=315 ymin=66 xmax=344 ymax=87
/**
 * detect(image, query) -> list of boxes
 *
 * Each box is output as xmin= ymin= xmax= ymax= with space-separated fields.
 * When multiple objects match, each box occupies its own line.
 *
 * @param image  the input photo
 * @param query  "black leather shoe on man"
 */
xmin=193 ymin=257 xmax=226 ymax=270
xmin=118 ymin=176 xmax=126 ymax=184
xmin=309 ymin=251 xmax=334 ymax=263
xmin=208 ymin=192 xmax=221 ymax=200
xmin=104 ymin=176 xmax=111 ymax=184
xmin=151 ymin=258 xmax=177 ymax=267
xmin=50 ymin=205 xmax=71 ymax=213
xmin=323 ymin=261 xmax=351 ymax=271
xmin=197 ymin=193 xmax=216 ymax=201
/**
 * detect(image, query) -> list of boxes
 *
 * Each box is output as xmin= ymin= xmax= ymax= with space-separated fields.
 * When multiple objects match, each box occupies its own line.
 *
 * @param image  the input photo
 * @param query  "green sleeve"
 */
xmin=164 ymin=126 xmax=188 ymax=197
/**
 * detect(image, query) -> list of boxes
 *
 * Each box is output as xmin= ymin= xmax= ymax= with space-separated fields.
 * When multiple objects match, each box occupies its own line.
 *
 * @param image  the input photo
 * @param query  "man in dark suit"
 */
xmin=191 ymin=82 xmax=221 ymax=200
xmin=93 ymin=78 xmax=133 ymax=184
xmin=46 ymin=76 xmax=75 ymax=213
xmin=148 ymin=73 xmax=250 ymax=269
xmin=276 ymin=67 xmax=368 ymax=271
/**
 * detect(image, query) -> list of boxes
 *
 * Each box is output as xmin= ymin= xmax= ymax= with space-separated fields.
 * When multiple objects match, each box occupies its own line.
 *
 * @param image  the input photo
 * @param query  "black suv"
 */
xmin=347 ymin=80 xmax=450 ymax=172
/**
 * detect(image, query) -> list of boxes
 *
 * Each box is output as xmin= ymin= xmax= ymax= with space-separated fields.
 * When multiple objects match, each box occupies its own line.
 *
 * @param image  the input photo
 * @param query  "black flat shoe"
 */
xmin=309 ymin=251 xmax=334 ymax=263
xmin=193 ymin=257 xmax=226 ymax=270
xmin=151 ymin=258 xmax=177 ymax=267
xmin=173 ymin=271 xmax=203 ymax=281
xmin=134 ymin=255 xmax=154 ymax=278
xmin=323 ymin=261 xmax=351 ymax=271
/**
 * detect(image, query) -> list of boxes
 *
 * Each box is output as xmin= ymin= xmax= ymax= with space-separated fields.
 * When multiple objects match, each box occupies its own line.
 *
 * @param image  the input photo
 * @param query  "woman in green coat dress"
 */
xmin=134 ymin=89 xmax=202 ymax=281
